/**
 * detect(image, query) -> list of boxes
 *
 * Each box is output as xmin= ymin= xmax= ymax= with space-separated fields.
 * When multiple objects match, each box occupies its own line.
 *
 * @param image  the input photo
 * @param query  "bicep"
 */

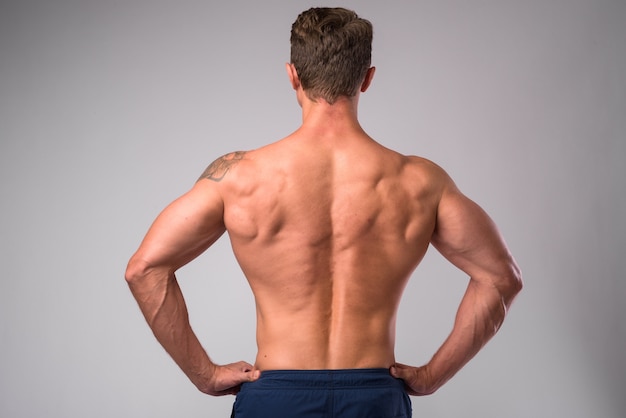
xmin=132 ymin=181 xmax=226 ymax=272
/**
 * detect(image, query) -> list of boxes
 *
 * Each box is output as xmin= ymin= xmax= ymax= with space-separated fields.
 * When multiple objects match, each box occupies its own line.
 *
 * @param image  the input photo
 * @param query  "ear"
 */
xmin=360 ymin=66 xmax=376 ymax=93
xmin=285 ymin=63 xmax=301 ymax=90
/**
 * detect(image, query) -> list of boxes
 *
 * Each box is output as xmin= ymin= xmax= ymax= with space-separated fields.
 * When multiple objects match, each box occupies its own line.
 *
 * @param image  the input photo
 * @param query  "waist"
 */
xmin=246 ymin=368 xmax=402 ymax=390
xmin=254 ymin=346 xmax=395 ymax=371
xmin=254 ymin=319 xmax=397 ymax=370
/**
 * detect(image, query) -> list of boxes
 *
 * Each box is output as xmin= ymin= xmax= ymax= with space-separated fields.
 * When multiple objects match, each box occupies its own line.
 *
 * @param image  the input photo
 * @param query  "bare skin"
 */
xmin=125 ymin=65 xmax=522 ymax=397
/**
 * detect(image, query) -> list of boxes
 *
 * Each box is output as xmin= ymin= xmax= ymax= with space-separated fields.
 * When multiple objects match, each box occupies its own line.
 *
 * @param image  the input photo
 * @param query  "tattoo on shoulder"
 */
xmin=198 ymin=151 xmax=247 ymax=182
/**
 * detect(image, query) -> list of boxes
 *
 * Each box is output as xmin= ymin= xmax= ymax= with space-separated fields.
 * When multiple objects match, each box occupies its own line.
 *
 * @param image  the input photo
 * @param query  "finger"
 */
xmin=236 ymin=361 xmax=255 ymax=372
xmin=231 ymin=365 xmax=260 ymax=383
xmin=389 ymin=363 xmax=409 ymax=379
xmin=248 ymin=369 xmax=261 ymax=381
xmin=390 ymin=366 xmax=418 ymax=396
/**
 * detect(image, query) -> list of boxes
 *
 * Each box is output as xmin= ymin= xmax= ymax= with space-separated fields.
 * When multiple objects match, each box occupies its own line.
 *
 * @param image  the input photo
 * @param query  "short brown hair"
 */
xmin=290 ymin=7 xmax=373 ymax=104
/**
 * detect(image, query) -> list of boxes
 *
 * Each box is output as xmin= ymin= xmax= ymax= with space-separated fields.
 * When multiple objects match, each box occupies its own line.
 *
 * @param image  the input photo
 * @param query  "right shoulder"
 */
xmin=196 ymin=137 xmax=293 ymax=183
xmin=196 ymin=151 xmax=251 ymax=183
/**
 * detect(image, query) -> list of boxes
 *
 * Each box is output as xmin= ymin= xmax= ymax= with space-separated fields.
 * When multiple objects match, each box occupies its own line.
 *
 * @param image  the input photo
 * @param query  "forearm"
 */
xmin=126 ymin=265 xmax=214 ymax=392
xmin=424 ymin=277 xmax=518 ymax=392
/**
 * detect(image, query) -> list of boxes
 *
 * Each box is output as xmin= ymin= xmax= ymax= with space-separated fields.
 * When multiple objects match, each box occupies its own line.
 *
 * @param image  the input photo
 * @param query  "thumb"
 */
xmin=248 ymin=369 xmax=261 ymax=381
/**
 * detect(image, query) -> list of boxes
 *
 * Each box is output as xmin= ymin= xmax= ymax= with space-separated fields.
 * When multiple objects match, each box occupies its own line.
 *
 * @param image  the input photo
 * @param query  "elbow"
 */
xmin=125 ymin=256 xmax=151 ymax=287
xmin=511 ymin=259 xmax=523 ymax=293
xmin=503 ymin=260 xmax=523 ymax=305
xmin=125 ymin=255 xmax=172 ymax=293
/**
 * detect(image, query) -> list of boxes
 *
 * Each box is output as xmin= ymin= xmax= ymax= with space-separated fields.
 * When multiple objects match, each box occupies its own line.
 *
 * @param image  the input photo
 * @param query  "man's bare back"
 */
xmin=125 ymin=6 xmax=521 ymax=406
xmin=126 ymin=100 xmax=520 ymax=395
xmin=206 ymin=130 xmax=442 ymax=371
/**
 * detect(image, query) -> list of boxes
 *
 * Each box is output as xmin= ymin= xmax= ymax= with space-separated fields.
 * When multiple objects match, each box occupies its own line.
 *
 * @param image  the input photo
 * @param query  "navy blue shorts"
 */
xmin=230 ymin=368 xmax=412 ymax=418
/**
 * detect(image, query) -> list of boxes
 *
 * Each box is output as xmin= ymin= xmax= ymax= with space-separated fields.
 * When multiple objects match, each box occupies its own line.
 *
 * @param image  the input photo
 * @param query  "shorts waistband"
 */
xmin=249 ymin=368 xmax=400 ymax=390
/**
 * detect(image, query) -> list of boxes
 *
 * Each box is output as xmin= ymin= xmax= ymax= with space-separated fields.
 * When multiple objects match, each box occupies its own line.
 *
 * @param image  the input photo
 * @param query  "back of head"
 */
xmin=290 ymin=7 xmax=373 ymax=104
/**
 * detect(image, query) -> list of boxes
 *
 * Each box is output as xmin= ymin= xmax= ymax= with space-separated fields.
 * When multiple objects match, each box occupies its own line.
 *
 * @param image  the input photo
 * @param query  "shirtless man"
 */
xmin=125 ymin=7 xmax=522 ymax=417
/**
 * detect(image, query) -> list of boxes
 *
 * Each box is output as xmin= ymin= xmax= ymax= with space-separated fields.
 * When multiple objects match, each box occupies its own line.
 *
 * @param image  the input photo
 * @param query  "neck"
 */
xmin=298 ymin=95 xmax=364 ymax=137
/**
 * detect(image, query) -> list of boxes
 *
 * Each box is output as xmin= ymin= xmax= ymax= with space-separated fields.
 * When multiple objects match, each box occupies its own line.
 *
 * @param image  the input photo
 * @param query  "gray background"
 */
xmin=1 ymin=0 xmax=624 ymax=417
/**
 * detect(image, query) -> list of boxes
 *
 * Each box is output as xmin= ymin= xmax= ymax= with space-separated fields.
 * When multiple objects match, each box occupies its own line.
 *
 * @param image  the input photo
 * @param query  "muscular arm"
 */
xmin=392 ymin=177 xmax=522 ymax=395
xmin=125 ymin=164 xmax=258 ymax=395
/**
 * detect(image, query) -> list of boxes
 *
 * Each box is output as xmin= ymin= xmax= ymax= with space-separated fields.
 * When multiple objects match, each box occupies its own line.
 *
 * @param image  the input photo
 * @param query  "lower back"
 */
xmin=252 ymin=302 xmax=399 ymax=370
